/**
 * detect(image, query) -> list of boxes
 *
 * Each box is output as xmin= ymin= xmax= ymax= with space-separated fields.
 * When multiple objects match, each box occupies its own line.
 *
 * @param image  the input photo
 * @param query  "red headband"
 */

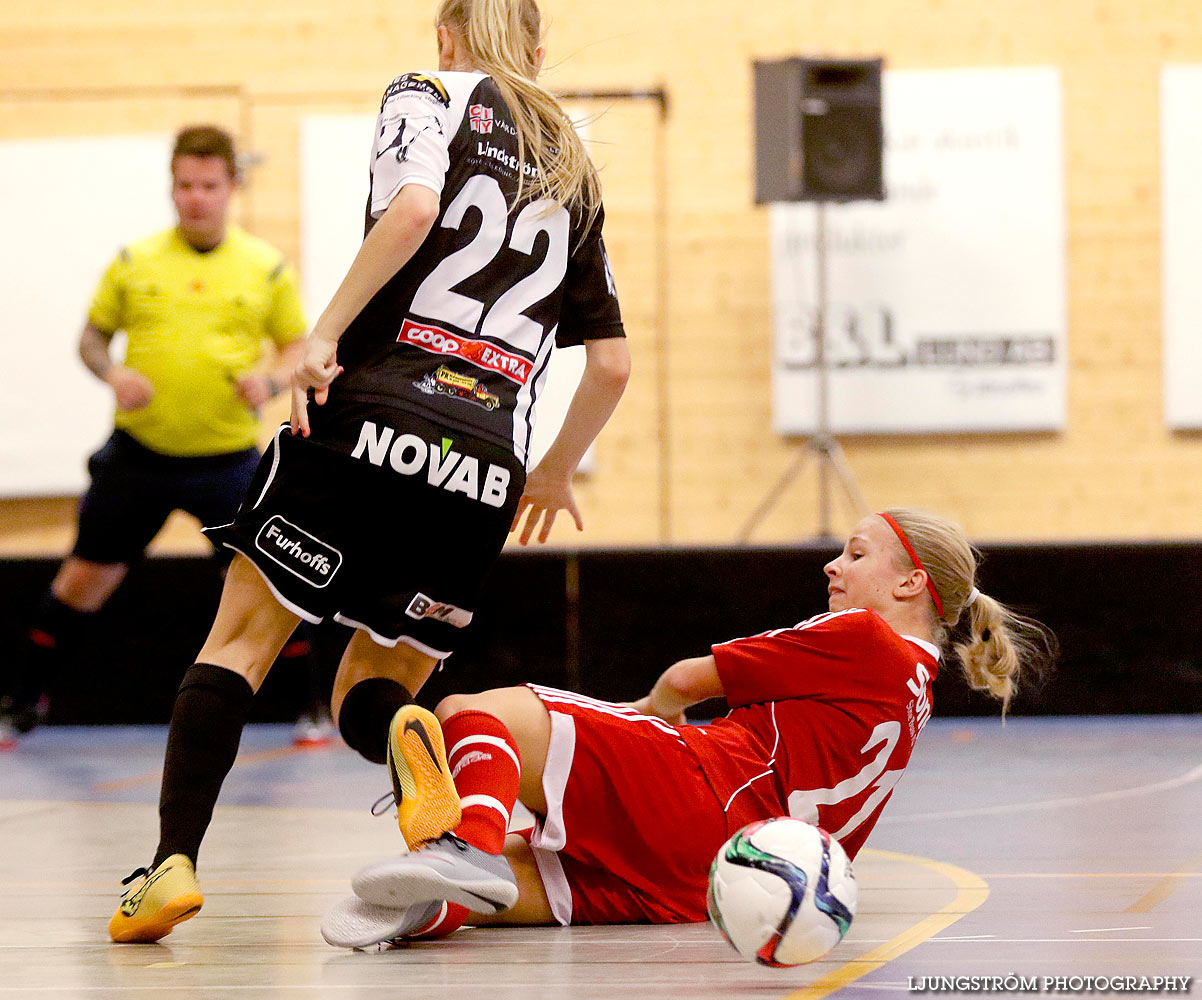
xmin=878 ymin=511 xmax=943 ymax=617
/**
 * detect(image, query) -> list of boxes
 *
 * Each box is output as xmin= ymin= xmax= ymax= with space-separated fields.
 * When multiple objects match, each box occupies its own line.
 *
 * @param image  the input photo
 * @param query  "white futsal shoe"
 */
xmin=351 ymin=833 xmax=518 ymax=914
xmin=321 ymin=895 xmax=443 ymax=949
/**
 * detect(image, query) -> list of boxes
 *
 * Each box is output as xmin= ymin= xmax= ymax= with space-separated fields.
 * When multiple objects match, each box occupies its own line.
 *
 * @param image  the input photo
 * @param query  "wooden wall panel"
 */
xmin=3 ymin=0 xmax=1202 ymax=556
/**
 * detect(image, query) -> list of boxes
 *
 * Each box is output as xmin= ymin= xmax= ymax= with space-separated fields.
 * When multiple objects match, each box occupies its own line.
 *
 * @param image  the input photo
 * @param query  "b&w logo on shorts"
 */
xmin=406 ymin=592 xmax=473 ymax=628
xmin=255 ymin=516 xmax=342 ymax=589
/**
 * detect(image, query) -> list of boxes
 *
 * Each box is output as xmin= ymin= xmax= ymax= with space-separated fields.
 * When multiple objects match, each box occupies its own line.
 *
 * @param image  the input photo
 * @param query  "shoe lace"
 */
xmin=121 ymin=866 xmax=151 ymax=886
xmin=370 ymin=792 xmax=396 ymax=817
xmin=442 ymin=832 xmax=470 ymax=852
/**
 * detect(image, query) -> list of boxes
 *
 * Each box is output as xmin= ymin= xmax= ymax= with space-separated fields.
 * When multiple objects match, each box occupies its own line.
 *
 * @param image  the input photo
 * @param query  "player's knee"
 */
xmin=435 ymin=692 xmax=485 ymax=721
xmin=435 ymin=687 xmax=528 ymax=723
xmin=51 ymin=558 xmax=127 ymax=612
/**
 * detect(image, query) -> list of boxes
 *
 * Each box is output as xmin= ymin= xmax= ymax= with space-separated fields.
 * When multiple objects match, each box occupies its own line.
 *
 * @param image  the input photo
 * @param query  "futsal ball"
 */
xmin=707 ymin=817 xmax=857 ymax=967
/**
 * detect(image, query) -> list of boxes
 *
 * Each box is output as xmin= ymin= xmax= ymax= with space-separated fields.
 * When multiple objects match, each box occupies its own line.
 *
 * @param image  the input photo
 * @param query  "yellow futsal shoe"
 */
xmin=387 ymin=705 xmax=462 ymax=850
xmin=108 ymin=854 xmax=203 ymax=943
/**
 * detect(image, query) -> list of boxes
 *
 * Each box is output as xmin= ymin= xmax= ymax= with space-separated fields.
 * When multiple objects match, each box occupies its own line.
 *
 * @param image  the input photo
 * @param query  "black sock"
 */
xmin=337 ymin=677 xmax=412 ymax=764
xmin=154 ymin=663 xmax=254 ymax=869
xmin=5 ymin=593 xmax=94 ymax=716
xmin=277 ymin=624 xmax=324 ymax=719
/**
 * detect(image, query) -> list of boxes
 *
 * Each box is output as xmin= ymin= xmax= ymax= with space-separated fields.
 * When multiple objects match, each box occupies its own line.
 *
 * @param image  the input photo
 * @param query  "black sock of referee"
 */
xmin=5 ymin=592 xmax=94 ymax=725
xmin=153 ymin=663 xmax=255 ymax=870
xmin=277 ymin=624 xmax=324 ymax=720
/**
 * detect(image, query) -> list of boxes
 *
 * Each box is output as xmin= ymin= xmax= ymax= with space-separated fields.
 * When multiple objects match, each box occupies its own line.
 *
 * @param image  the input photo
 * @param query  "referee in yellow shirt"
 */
xmin=0 ymin=125 xmax=307 ymax=740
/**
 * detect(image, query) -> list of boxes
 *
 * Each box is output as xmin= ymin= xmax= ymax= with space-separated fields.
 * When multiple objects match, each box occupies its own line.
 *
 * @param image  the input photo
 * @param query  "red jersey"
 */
xmin=678 ymin=608 xmax=939 ymax=859
xmin=525 ymin=608 xmax=939 ymax=925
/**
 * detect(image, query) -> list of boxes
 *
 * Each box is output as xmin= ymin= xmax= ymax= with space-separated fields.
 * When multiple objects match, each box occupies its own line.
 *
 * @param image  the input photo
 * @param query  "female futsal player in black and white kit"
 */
xmin=110 ymin=0 xmax=630 ymax=943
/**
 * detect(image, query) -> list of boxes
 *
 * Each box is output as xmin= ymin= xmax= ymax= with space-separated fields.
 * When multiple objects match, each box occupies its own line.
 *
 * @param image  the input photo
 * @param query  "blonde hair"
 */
xmin=436 ymin=0 xmax=601 ymax=223
xmin=880 ymin=507 xmax=1056 ymax=715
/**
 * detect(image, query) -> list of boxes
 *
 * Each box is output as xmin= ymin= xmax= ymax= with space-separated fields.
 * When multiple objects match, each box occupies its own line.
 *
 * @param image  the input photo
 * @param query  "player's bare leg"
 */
xmin=195 ymin=554 xmax=306 ymax=689
xmin=330 ymin=631 xmax=440 ymax=722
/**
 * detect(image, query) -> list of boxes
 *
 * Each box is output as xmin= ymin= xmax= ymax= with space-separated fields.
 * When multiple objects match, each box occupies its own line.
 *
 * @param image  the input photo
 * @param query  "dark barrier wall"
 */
xmin=2 ymin=541 xmax=1201 ymax=724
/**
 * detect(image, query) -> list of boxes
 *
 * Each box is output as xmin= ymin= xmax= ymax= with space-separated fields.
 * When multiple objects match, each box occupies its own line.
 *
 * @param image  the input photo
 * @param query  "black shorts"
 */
xmin=204 ymin=402 xmax=525 ymax=658
xmin=73 ymin=431 xmax=260 ymax=565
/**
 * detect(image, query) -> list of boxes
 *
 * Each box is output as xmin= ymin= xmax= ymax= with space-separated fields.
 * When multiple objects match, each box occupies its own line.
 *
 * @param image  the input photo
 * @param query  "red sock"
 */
xmin=404 ymin=900 xmax=470 ymax=940
xmin=441 ymin=709 xmax=522 ymax=855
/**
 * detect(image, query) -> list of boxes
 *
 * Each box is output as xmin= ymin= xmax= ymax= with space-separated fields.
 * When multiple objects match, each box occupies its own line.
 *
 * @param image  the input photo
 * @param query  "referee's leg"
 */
xmin=1 ymin=558 xmax=129 ymax=735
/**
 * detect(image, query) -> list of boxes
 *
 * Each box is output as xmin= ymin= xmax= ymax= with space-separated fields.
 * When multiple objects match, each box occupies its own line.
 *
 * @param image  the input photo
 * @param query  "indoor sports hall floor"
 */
xmin=1 ymin=715 xmax=1198 ymax=999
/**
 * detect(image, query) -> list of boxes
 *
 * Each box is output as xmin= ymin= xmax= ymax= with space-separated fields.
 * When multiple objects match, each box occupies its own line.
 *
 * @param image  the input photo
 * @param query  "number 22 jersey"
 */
xmin=332 ymin=70 xmax=626 ymax=466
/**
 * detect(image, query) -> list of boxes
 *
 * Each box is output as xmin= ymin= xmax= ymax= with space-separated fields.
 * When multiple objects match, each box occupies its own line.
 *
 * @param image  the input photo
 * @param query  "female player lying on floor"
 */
xmin=322 ymin=507 xmax=1053 ymax=946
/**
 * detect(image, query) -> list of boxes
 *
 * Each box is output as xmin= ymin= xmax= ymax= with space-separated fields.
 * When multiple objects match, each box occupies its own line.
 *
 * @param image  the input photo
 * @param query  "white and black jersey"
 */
xmin=332 ymin=70 xmax=626 ymax=467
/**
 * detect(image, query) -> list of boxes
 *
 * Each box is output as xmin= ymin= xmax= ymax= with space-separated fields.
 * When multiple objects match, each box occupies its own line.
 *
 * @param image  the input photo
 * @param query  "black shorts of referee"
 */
xmin=74 ymin=430 xmax=260 ymax=565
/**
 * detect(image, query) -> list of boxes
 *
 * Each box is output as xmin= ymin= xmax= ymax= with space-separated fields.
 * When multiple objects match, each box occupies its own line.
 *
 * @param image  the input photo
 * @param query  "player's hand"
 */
xmin=626 ymin=695 xmax=686 ymax=726
xmin=510 ymin=463 xmax=582 ymax=545
xmin=104 ymin=366 xmax=154 ymax=411
xmin=290 ymin=336 xmax=343 ymax=437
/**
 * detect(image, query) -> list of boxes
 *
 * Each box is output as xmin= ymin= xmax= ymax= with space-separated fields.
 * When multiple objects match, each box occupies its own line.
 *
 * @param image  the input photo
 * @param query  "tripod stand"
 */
xmin=738 ymin=203 xmax=867 ymax=542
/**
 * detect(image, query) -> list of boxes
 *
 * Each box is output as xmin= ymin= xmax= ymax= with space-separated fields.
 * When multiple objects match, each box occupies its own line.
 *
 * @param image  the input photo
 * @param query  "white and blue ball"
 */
xmin=707 ymin=817 xmax=857 ymax=967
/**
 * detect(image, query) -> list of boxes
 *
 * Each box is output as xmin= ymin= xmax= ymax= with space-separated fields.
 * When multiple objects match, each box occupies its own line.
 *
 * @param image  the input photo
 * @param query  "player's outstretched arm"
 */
xmin=510 ymin=337 xmax=630 ymax=545
xmin=628 ymin=655 xmax=724 ymax=725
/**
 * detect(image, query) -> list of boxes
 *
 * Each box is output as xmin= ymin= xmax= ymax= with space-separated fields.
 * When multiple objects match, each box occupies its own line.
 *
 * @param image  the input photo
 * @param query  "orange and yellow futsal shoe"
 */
xmin=108 ymin=854 xmax=203 ymax=943
xmin=387 ymin=704 xmax=462 ymax=850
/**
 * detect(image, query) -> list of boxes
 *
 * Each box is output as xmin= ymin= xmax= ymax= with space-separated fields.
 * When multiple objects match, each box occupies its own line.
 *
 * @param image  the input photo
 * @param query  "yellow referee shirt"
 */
xmin=88 ymin=226 xmax=307 ymax=457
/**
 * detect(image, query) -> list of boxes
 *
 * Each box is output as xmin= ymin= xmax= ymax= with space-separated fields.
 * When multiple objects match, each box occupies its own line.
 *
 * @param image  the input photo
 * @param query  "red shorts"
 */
xmin=525 ymin=684 xmax=729 ymax=925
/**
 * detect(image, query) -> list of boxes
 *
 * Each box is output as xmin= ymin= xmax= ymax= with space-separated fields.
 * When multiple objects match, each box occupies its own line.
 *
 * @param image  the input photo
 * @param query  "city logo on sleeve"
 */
xmin=469 ymin=104 xmax=494 ymax=133
xmin=350 ymin=421 xmax=511 ymax=507
xmin=255 ymin=516 xmax=343 ymax=588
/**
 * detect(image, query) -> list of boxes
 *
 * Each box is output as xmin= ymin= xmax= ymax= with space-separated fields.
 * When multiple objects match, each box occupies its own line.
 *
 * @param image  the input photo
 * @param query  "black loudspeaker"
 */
xmin=753 ymin=57 xmax=885 ymax=204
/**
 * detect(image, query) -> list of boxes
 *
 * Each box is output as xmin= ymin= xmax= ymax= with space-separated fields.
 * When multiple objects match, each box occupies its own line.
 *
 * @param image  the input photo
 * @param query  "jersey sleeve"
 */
xmin=555 ymin=205 xmax=625 ymax=348
xmin=713 ymin=610 xmax=882 ymax=708
xmin=264 ymin=260 xmax=308 ymax=346
xmin=87 ymin=249 xmax=129 ymax=333
xmin=369 ymin=73 xmax=457 ymax=218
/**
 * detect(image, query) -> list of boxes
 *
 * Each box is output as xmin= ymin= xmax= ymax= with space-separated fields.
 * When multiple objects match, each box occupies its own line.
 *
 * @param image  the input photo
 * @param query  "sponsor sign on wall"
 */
xmin=1161 ymin=65 xmax=1202 ymax=429
xmin=0 ymin=134 xmax=173 ymax=496
xmin=771 ymin=66 xmax=1066 ymax=434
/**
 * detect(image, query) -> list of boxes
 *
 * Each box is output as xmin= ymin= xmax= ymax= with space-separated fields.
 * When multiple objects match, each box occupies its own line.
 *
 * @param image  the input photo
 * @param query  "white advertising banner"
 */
xmin=1161 ymin=65 xmax=1202 ymax=429
xmin=0 ymin=134 xmax=173 ymax=496
xmin=771 ymin=66 xmax=1066 ymax=435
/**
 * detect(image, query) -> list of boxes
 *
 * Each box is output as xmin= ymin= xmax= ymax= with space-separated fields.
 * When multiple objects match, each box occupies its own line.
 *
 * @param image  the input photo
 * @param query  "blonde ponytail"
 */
xmin=952 ymin=591 xmax=1053 ymax=715
xmin=437 ymin=0 xmax=602 ymax=223
xmin=881 ymin=508 xmax=1056 ymax=715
